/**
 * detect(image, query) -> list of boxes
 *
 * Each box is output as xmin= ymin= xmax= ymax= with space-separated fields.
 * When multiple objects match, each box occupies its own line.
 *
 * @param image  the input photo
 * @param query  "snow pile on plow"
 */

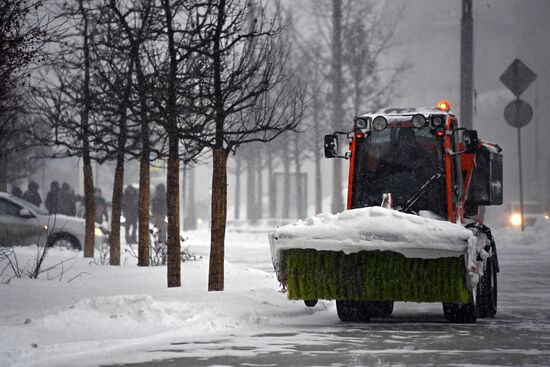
xmin=270 ymin=207 xmax=475 ymax=263
xmin=269 ymin=207 xmax=478 ymax=303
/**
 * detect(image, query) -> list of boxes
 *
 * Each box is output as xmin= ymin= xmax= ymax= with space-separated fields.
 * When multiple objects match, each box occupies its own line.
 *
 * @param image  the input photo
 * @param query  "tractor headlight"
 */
xmin=355 ymin=117 xmax=368 ymax=130
xmin=372 ymin=116 xmax=387 ymax=131
xmin=411 ymin=114 xmax=426 ymax=128
xmin=431 ymin=115 xmax=445 ymax=128
xmin=95 ymin=227 xmax=104 ymax=237
xmin=510 ymin=213 xmax=522 ymax=226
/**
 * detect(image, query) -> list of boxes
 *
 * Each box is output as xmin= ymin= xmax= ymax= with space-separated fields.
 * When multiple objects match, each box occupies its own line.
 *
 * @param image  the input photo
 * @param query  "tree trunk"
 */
xmin=267 ymin=147 xmax=275 ymax=218
xmin=257 ymin=157 xmax=263 ymax=220
xmin=208 ymin=147 xmax=228 ymax=291
xmin=0 ymin=155 xmax=7 ymax=192
xmin=331 ymin=0 xmax=344 ymax=214
xmin=138 ymin=159 xmax=150 ymax=266
xmin=314 ymin=147 xmax=322 ymax=214
xmin=246 ymin=149 xmax=256 ymax=223
xmin=79 ymin=0 xmax=95 ymax=258
xmin=163 ymin=0 xmax=181 ymax=287
xmin=294 ymin=137 xmax=304 ymax=218
xmin=186 ymin=167 xmax=196 ymax=230
xmin=313 ymin=97 xmax=322 ymax=214
xmin=82 ymin=160 xmax=95 ymax=257
xmin=282 ymin=142 xmax=290 ymax=219
xmin=109 ymin=163 xmax=124 ymax=265
xmin=234 ymin=158 xmax=241 ymax=220
xmin=109 ymin=59 xmax=132 ymax=266
xmin=166 ymin=156 xmax=180 ymax=287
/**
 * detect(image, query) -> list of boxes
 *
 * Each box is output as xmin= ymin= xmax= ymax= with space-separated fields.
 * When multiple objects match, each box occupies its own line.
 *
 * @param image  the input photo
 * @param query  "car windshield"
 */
xmin=351 ymin=126 xmax=447 ymax=216
xmin=8 ymin=195 xmax=49 ymax=215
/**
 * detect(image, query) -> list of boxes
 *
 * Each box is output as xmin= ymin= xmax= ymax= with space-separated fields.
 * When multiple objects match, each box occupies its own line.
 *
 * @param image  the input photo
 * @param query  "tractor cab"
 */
xmin=325 ymin=101 xmax=503 ymax=223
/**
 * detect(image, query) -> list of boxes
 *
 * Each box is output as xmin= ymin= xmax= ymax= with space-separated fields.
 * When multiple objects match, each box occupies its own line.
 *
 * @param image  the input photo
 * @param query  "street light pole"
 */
xmin=461 ymin=0 xmax=474 ymax=130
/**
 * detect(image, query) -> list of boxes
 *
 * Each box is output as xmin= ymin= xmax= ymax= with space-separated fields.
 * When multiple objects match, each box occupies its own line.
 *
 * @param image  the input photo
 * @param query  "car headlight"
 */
xmin=95 ymin=227 xmax=104 ymax=237
xmin=510 ymin=213 xmax=522 ymax=226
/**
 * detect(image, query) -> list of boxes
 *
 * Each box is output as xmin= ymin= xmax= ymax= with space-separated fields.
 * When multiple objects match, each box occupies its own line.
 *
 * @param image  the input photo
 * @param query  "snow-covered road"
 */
xmin=1 ymin=223 xmax=549 ymax=367
xmin=105 ymin=231 xmax=550 ymax=366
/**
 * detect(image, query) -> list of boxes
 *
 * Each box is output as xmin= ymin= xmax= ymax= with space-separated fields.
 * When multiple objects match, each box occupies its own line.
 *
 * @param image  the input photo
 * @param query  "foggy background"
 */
xmin=17 ymin=0 xmax=550 ymax=227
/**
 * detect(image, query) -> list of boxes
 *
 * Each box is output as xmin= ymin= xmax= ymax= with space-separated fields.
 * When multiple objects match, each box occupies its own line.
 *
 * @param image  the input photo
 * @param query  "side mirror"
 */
xmin=19 ymin=208 xmax=34 ymax=218
xmin=464 ymin=129 xmax=479 ymax=151
xmin=324 ymin=134 xmax=339 ymax=158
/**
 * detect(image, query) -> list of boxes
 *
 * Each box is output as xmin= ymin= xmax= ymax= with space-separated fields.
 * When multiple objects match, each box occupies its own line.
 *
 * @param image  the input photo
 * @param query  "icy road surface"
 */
xmin=104 ymin=226 xmax=550 ymax=367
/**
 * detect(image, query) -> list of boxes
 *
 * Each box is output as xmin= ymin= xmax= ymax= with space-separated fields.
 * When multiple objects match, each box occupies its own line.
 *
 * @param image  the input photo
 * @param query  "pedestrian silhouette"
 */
xmin=22 ymin=181 xmax=42 ymax=207
xmin=45 ymin=181 xmax=60 ymax=214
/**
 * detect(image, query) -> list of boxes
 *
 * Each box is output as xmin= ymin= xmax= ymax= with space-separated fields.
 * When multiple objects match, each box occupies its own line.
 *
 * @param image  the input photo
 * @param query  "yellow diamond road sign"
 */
xmin=500 ymin=59 xmax=537 ymax=97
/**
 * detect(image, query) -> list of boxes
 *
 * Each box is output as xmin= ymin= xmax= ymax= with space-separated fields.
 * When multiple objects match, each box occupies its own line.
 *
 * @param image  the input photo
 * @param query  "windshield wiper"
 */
xmin=401 ymin=172 xmax=442 ymax=213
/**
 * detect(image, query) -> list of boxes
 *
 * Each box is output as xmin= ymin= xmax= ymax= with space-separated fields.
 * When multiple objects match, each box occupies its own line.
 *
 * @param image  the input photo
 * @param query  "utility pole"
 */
xmin=460 ymin=0 xmax=474 ymax=129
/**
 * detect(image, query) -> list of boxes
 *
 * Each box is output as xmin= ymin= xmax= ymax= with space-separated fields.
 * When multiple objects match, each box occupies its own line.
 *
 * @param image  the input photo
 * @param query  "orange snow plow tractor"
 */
xmin=269 ymin=102 xmax=503 ymax=323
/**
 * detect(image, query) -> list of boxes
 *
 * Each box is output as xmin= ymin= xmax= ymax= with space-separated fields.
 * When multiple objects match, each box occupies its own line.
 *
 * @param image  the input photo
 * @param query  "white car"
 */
xmin=0 ymin=192 xmax=104 ymax=250
xmin=504 ymin=201 xmax=549 ymax=228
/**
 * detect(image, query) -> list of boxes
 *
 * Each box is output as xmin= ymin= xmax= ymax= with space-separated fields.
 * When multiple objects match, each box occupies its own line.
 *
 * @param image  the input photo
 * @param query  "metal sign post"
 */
xmin=500 ymin=59 xmax=537 ymax=231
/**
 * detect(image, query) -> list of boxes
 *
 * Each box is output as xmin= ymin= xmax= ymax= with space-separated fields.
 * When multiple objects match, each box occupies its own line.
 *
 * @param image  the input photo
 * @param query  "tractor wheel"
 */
xmin=336 ymin=300 xmax=371 ymax=322
xmin=478 ymin=256 xmax=498 ymax=318
xmin=442 ymin=291 xmax=478 ymax=323
xmin=304 ymin=300 xmax=318 ymax=307
xmin=364 ymin=301 xmax=394 ymax=318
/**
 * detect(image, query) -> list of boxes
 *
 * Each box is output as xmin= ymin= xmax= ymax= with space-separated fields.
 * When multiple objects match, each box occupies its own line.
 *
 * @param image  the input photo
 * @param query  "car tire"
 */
xmin=336 ymin=300 xmax=371 ymax=322
xmin=47 ymin=233 xmax=81 ymax=251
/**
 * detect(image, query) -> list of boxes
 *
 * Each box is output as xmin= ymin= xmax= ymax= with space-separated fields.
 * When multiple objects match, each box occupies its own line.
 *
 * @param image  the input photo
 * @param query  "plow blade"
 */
xmin=269 ymin=207 xmax=478 ymax=304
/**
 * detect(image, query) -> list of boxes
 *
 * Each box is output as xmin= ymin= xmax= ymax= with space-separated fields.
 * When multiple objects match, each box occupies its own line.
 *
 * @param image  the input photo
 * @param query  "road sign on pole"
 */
xmin=504 ymin=99 xmax=533 ymax=128
xmin=500 ymin=59 xmax=537 ymax=231
xmin=500 ymin=59 xmax=537 ymax=98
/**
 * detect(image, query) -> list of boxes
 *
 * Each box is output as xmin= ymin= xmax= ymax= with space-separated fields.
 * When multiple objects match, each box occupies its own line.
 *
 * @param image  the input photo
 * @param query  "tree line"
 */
xmin=1 ymin=0 xmax=405 ymax=291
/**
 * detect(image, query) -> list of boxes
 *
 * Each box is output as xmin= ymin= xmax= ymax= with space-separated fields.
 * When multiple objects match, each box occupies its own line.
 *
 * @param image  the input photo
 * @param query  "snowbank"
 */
xmin=0 ymin=232 xmax=330 ymax=367
xmin=269 ymin=207 xmax=474 ymax=262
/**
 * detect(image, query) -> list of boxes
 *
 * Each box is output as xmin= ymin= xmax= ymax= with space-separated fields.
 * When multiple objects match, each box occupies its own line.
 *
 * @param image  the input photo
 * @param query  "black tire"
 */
xmin=443 ymin=292 xmax=478 ymax=323
xmin=478 ymin=256 xmax=498 ymax=318
xmin=364 ymin=301 xmax=394 ymax=318
xmin=336 ymin=300 xmax=371 ymax=322
xmin=304 ymin=300 xmax=318 ymax=307
xmin=47 ymin=233 xmax=81 ymax=251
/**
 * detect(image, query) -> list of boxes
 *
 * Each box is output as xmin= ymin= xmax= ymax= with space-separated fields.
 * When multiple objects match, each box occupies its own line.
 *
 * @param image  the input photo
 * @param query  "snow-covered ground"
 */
xmin=1 ymin=220 xmax=550 ymax=367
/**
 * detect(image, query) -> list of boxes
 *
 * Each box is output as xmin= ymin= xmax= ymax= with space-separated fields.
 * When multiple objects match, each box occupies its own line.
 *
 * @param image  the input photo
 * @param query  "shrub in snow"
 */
xmin=124 ymin=224 xmax=201 ymax=266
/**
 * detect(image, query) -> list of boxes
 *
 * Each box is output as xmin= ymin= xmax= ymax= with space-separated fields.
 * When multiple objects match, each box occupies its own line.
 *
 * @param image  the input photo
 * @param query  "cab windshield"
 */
xmin=351 ymin=126 xmax=447 ymax=216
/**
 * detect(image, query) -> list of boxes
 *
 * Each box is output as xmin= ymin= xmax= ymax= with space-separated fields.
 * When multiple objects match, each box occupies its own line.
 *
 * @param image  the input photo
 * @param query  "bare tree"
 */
xmin=0 ymin=0 xmax=49 ymax=191
xmin=296 ymin=0 xmax=408 ymax=213
xmin=30 ymin=0 xmax=105 ymax=258
xmin=187 ymin=0 xmax=306 ymax=291
xmin=107 ymin=0 xmax=160 ymax=267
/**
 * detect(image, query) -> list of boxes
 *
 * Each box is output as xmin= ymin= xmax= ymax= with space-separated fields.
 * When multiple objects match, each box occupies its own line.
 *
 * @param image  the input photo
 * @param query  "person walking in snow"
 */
xmin=22 ymin=180 xmax=42 ymax=208
xmin=11 ymin=185 xmax=22 ymax=198
xmin=45 ymin=181 xmax=60 ymax=214
xmin=151 ymin=183 xmax=167 ymax=242
xmin=122 ymin=185 xmax=138 ymax=243
xmin=59 ymin=182 xmax=77 ymax=216
xmin=94 ymin=188 xmax=109 ymax=225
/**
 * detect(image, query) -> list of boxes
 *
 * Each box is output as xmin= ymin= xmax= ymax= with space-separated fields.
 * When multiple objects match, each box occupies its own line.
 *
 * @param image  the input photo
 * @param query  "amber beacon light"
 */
xmin=437 ymin=100 xmax=451 ymax=112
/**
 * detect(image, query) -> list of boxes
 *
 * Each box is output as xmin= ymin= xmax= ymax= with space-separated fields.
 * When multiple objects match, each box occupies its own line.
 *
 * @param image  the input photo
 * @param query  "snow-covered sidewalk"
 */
xmin=0 ymin=231 xmax=331 ymax=367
